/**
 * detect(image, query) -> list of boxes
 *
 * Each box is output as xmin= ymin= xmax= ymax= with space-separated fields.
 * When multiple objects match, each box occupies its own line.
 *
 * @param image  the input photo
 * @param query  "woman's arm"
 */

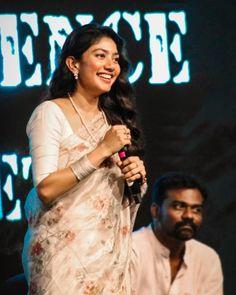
xmin=28 ymin=102 xmax=137 ymax=204
xmin=36 ymin=129 xmax=129 ymax=204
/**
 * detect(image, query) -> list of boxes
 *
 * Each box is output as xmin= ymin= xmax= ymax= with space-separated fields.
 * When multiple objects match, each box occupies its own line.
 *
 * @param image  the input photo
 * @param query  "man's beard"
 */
xmin=172 ymin=220 xmax=198 ymax=241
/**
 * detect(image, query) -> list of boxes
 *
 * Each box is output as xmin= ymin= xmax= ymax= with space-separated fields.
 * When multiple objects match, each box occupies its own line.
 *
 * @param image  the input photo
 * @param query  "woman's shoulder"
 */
xmin=38 ymin=98 xmax=67 ymax=110
xmin=51 ymin=97 xmax=70 ymax=106
xmin=31 ymin=98 xmax=70 ymax=118
xmin=26 ymin=99 xmax=68 ymax=134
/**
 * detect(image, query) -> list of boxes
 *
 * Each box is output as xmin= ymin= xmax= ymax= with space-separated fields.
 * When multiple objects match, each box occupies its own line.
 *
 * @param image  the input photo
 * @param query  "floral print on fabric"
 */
xmin=22 ymin=102 xmax=139 ymax=295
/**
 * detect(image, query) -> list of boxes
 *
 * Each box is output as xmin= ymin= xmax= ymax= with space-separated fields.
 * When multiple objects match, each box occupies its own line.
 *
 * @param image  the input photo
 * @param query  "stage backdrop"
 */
xmin=0 ymin=1 xmax=235 ymax=294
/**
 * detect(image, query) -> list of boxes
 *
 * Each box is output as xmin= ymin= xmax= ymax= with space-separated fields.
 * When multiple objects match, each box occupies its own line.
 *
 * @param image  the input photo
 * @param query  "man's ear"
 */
xmin=65 ymin=56 xmax=80 ymax=74
xmin=150 ymin=203 xmax=160 ymax=220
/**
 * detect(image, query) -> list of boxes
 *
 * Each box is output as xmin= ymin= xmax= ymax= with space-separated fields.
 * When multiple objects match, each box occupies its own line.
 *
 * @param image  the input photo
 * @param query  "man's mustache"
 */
xmin=175 ymin=220 xmax=197 ymax=232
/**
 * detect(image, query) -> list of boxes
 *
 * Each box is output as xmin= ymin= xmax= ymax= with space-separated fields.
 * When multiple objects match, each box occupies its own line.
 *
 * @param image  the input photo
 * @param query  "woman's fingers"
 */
xmin=102 ymin=125 xmax=131 ymax=154
xmin=118 ymin=156 xmax=146 ymax=182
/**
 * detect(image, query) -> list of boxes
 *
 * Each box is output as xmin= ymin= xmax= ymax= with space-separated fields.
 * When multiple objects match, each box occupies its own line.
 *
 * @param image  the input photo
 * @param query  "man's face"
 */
xmin=157 ymin=188 xmax=204 ymax=241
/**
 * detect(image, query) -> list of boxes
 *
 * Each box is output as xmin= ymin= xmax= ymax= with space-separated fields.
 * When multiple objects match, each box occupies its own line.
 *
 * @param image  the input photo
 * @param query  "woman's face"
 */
xmin=76 ymin=36 xmax=121 ymax=97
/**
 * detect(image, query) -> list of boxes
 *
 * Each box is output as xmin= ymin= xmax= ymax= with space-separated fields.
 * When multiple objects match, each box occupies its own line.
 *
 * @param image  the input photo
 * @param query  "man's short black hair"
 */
xmin=152 ymin=172 xmax=208 ymax=206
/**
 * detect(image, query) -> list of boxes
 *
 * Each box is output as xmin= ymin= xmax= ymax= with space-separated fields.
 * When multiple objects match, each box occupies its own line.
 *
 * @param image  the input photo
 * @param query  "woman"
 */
xmin=22 ymin=23 xmax=147 ymax=295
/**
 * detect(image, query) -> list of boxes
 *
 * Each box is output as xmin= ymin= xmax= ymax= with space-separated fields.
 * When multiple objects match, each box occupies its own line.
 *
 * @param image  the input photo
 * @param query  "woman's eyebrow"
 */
xmin=92 ymin=48 xmax=119 ymax=55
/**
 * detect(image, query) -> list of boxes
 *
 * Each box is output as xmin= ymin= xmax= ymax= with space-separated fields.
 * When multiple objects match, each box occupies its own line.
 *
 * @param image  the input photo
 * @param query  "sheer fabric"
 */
xmin=22 ymin=101 xmax=138 ymax=295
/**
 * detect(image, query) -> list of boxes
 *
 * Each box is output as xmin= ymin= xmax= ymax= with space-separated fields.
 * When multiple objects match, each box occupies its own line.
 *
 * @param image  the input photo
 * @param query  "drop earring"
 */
xmin=74 ymin=71 xmax=78 ymax=80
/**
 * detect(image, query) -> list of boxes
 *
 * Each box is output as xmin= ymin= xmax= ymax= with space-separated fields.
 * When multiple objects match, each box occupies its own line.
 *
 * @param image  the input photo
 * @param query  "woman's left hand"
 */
xmin=117 ymin=156 xmax=147 ymax=184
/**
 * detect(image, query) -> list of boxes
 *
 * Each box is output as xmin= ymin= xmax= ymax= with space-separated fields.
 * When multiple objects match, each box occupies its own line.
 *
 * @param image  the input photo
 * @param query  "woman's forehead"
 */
xmin=88 ymin=36 xmax=119 ymax=52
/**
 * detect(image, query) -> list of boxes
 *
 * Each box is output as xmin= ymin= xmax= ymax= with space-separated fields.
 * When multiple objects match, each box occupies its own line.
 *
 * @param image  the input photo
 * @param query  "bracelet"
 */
xmin=70 ymin=155 xmax=97 ymax=181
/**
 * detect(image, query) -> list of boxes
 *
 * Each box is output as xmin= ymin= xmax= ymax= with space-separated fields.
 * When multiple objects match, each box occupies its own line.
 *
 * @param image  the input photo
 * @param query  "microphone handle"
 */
xmin=118 ymin=147 xmax=142 ymax=204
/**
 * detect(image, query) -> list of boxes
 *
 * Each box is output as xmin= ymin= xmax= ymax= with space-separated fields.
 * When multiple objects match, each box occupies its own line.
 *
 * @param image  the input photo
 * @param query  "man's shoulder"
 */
xmin=132 ymin=225 xmax=154 ymax=250
xmin=187 ymin=239 xmax=221 ymax=261
xmin=186 ymin=239 xmax=223 ymax=284
xmin=132 ymin=225 xmax=152 ymax=240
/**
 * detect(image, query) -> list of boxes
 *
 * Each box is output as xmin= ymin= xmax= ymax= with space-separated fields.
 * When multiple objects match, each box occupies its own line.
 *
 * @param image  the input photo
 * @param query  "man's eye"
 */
xmin=193 ymin=207 xmax=203 ymax=214
xmin=173 ymin=203 xmax=184 ymax=210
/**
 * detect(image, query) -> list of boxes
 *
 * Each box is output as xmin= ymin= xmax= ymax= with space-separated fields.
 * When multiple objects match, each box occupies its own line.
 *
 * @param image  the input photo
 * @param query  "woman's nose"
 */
xmin=104 ymin=57 xmax=115 ymax=70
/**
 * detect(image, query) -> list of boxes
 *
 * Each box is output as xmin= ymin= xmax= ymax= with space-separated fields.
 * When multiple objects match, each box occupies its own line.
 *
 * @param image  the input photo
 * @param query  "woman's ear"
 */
xmin=65 ymin=56 xmax=80 ymax=75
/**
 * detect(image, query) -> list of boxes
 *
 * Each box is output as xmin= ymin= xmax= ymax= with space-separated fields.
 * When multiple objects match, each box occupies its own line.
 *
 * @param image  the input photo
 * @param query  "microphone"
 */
xmin=118 ymin=146 xmax=142 ymax=204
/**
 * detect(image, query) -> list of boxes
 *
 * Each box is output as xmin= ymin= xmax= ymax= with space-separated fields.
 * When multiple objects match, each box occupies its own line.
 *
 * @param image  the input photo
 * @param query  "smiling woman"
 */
xmin=21 ymin=23 xmax=147 ymax=295
xmin=66 ymin=37 xmax=121 ymax=97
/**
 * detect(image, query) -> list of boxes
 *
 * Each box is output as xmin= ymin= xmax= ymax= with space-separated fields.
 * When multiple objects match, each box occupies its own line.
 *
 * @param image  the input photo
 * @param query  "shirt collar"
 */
xmin=148 ymin=224 xmax=170 ymax=258
xmin=148 ymin=223 xmax=192 ymax=268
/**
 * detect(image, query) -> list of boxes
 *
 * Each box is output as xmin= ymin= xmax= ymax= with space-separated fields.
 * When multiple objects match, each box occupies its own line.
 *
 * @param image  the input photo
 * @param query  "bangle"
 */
xmin=70 ymin=155 xmax=97 ymax=181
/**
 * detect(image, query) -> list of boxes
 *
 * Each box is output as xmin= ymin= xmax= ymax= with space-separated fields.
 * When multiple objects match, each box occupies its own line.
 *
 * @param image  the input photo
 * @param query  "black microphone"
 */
xmin=118 ymin=146 xmax=142 ymax=204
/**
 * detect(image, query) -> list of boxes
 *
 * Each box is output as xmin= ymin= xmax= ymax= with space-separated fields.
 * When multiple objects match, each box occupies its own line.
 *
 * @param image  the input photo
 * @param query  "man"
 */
xmin=131 ymin=172 xmax=223 ymax=295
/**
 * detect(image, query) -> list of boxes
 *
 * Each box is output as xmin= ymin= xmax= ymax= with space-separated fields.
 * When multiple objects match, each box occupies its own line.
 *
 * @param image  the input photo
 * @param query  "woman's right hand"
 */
xmin=99 ymin=125 xmax=131 ymax=157
xmin=85 ymin=125 xmax=131 ymax=176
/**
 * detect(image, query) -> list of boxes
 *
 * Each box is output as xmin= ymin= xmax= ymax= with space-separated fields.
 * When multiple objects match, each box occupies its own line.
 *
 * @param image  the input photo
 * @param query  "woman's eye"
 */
xmin=96 ymin=53 xmax=105 ymax=58
xmin=114 ymin=57 xmax=119 ymax=63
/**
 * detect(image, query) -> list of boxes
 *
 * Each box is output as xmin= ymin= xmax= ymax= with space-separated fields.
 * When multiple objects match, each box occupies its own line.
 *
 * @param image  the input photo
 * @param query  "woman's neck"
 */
xmin=70 ymin=91 xmax=100 ymax=114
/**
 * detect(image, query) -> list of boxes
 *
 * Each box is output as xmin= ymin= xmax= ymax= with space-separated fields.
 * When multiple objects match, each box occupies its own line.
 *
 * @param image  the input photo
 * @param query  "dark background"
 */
xmin=0 ymin=1 xmax=236 ymax=294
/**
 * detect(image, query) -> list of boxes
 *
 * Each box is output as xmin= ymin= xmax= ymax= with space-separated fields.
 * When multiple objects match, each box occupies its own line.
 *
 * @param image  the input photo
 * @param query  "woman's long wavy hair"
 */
xmin=45 ymin=23 xmax=144 ymax=158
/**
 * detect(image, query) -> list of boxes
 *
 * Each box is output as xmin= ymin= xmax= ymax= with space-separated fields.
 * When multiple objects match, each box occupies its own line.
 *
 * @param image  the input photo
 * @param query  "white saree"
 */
xmin=22 ymin=101 xmax=140 ymax=295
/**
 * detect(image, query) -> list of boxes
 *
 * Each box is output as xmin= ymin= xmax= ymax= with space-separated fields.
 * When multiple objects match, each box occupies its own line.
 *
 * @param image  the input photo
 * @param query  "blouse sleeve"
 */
xmin=26 ymin=101 xmax=64 ymax=186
